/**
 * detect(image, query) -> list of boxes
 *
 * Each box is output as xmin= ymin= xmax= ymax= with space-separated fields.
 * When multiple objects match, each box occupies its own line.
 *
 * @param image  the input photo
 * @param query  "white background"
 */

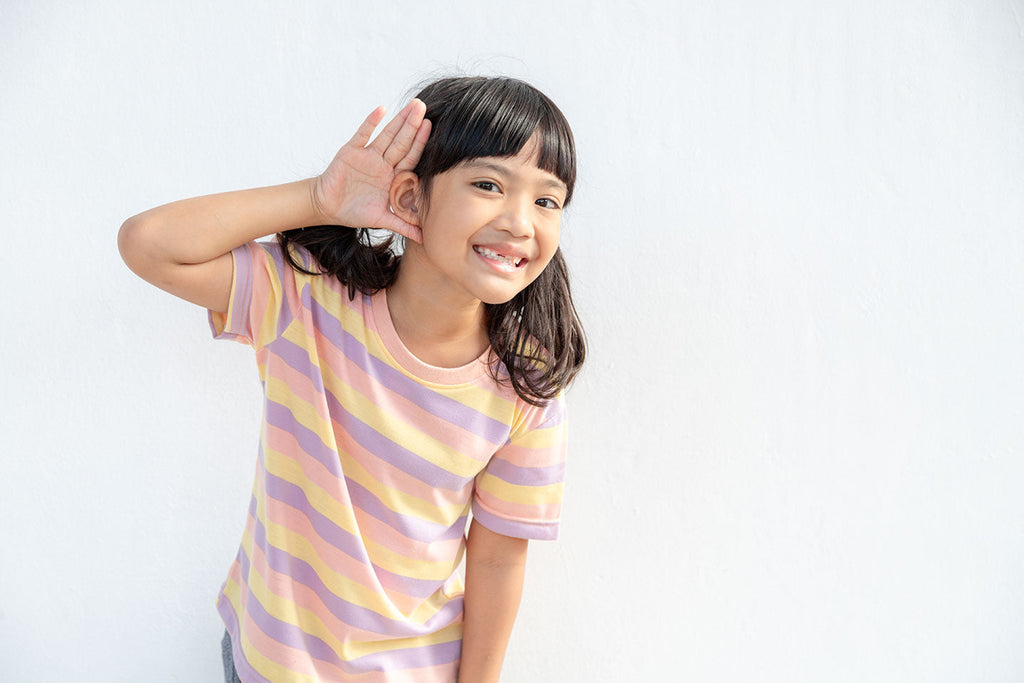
xmin=2 ymin=1 xmax=1023 ymax=681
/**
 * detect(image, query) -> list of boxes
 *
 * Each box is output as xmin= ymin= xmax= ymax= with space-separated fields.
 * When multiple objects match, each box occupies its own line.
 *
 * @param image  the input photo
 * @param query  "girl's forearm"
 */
xmin=119 ymin=178 xmax=322 ymax=268
xmin=458 ymin=520 xmax=529 ymax=683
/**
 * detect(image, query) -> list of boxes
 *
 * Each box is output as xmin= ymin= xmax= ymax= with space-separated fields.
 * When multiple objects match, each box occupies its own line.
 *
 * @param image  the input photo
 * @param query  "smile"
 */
xmin=473 ymin=246 xmax=526 ymax=273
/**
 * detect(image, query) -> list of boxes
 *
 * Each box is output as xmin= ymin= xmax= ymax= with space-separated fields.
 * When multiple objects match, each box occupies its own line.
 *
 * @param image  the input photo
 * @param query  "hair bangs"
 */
xmin=414 ymin=77 xmax=577 ymax=205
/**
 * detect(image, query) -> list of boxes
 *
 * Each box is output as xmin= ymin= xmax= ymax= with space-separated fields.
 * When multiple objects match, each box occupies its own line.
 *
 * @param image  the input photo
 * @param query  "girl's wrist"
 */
xmin=306 ymin=176 xmax=332 ymax=226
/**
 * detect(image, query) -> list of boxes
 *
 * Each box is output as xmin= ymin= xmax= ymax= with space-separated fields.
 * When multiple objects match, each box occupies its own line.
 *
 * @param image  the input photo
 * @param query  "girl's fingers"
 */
xmin=383 ymin=105 xmax=427 ymax=168
xmin=395 ymin=118 xmax=431 ymax=172
xmin=379 ymin=211 xmax=423 ymax=243
xmin=370 ymin=99 xmax=425 ymax=157
xmin=346 ymin=105 xmax=387 ymax=149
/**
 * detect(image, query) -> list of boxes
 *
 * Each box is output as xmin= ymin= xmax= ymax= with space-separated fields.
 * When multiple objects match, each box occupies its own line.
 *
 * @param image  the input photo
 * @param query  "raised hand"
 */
xmin=312 ymin=99 xmax=431 ymax=242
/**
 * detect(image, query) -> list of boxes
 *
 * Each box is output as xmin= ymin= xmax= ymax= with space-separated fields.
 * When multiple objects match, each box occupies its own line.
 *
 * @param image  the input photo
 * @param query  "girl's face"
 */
xmin=413 ymin=139 xmax=568 ymax=306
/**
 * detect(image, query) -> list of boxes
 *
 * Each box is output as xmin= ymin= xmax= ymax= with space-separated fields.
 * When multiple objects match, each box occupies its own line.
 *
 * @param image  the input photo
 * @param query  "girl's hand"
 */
xmin=312 ymin=99 xmax=431 ymax=242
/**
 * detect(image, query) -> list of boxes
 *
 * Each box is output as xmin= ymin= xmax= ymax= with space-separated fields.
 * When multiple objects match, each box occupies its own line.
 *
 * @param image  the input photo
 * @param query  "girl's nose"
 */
xmin=501 ymin=199 xmax=534 ymax=238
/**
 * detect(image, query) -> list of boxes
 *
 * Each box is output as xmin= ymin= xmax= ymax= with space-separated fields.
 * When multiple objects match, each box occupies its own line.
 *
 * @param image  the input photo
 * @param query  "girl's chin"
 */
xmin=470 ymin=282 xmax=524 ymax=306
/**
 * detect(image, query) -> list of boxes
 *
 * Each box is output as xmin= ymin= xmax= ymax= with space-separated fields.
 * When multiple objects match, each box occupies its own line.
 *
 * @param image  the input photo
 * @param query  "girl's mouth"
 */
xmin=473 ymin=246 xmax=526 ymax=273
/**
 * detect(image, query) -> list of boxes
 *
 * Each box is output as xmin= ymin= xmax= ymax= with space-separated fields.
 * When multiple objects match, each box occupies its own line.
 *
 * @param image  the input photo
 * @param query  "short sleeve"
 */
xmin=471 ymin=395 xmax=568 ymax=540
xmin=208 ymin=241 xmax=296 ymax=349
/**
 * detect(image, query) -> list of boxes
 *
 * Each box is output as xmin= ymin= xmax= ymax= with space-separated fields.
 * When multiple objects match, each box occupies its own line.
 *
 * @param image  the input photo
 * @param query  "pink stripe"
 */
xmin=259 ymin=432 xmax=465 ymax=603
xmin=335 ymin=428 xmax=475 ymax=510
xmin=252 ymin=461 xmax=382 ymax=594
xmin=255 ymin=456 xmax=463 ymax=608
xmin=239 ymin=607 xmax=353 ymax=681
xmin=263 ymin=422 xmax=342 ymax=488
xmin=471 ymin=500 xmax=559 ymax=541
xmin=491 ymin=440 xmax=567 ymax=468
xmin=264 ymin=421 xmax=463 ymax=558
xmin=307 ymin=295 xmax=512 ymax=443
xmin=270 ymin=350 xmax=330 ymax=415
xmin=473 ymin=488 xmax=562 ymax=523
xmin=351 ymin=504 xmax=465 ymax=567
xmin=240 ymin=509 xmax=464 ymax=638
xmin=243 ymin=532 xmax=390 ymax=645
xmin=240 ymin=604 xmax=460 ymax=683
xmin=313 ymin=323 xmax=506 ymax=457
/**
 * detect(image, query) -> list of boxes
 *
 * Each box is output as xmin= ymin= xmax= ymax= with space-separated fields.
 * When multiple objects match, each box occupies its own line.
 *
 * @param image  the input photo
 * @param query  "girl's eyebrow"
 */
xmin=463 ymin=160 xmax=568 ymax=193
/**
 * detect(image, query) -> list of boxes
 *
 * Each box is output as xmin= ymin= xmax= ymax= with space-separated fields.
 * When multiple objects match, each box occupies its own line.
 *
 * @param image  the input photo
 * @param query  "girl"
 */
xmin=118 ymin=76 xmax=585 ymax=683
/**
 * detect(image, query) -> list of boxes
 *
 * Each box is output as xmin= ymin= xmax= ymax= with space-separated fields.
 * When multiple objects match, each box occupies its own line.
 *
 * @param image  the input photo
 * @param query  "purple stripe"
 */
xmin=310 ymin=297 xmax=511 ymax=445
xmin=348 ymin=631 xmax=461 ymax=671
xmin=240 ymin=591 xmax=348 ymax=669
xmin=261 ymin=468 xmax=459 ymax=600
xmin=345 ymin=476 xmax=468 ymax=543
xmin=481 ymin=458 xmax=566 ymax=487
xmin=264 ymin=395 xmax=472 ymax=492
xmin=369 ymin=560 xmax=456 ymax=602
xmin=217 ymin=595 xmax=277 ymax=683
xmin=241 ymin=512 xmax=464 ymax=636
xmin=531 ymin=397 xmax=568 ymax=428
xmin=333 ymin=402 xmax=473 ymax=490
xmin=270 ymin=335 xmax=327 ymax=395
xmin=237 ymin=576 xmax=462 ymax=673
xmin=212 ymin=242 xmax=302 ymax=347
xmin=209 ymin=243 xmax=256 ymax=343
xmin=262 ymin=467 xmax=369 ymax=564
xmin=265 ymin=335 xmax=484 ymax=492
xmin=264 ymin=400 xmax=344 ymax=478
xmin=265 ymin=244 xmax=300 ymax=341
xmin=471 ymin=500 xmax=559 ymax=541
xmin=232 ymin=243 xmax=255 ymax=336
xmin=370 ymin=563 xmax=453 ymax=603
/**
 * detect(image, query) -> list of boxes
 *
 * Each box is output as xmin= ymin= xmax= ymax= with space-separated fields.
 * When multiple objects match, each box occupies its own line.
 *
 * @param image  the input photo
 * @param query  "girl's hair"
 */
xmin=278 ymin=76 xmax=585 ymax=405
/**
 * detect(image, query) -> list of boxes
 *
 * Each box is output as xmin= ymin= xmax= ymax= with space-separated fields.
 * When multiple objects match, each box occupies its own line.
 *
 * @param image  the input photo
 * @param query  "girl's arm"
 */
xmin=118 ymin=180 xmax=319 ymax=312
xmin=118 ymin=100 xmax=430 ymax=312
xmin=458 ymin=519 xmax=530 ymax=683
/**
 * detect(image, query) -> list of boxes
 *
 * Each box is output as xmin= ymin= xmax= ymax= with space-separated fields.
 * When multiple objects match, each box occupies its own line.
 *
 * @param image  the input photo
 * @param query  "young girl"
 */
xmin=118 ymin=76 xmax=585 ymax=683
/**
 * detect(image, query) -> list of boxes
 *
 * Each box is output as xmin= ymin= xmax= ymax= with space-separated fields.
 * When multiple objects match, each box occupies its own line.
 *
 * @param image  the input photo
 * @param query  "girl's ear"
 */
xmin=389 ymin=171 xmax=422 ymax=227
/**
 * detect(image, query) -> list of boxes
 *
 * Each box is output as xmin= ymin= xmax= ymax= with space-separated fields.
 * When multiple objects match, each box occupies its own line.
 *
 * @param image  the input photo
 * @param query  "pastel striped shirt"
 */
xmin=208 ymin=241 xmax=567 ymax=682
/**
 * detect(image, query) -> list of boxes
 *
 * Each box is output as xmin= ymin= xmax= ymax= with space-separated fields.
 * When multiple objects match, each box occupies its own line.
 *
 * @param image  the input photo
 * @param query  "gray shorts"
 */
xmin=221 ymin=631 xmax=242 ymax=683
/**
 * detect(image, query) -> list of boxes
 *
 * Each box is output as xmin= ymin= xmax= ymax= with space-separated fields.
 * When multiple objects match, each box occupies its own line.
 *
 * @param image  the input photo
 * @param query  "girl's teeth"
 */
xmin=475 ymin=247 xmax=522 ymax=270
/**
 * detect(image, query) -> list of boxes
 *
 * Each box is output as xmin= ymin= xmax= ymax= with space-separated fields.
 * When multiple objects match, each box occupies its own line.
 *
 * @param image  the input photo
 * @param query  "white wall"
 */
xmin=2 ymin=1 xmax=1022 ymax=681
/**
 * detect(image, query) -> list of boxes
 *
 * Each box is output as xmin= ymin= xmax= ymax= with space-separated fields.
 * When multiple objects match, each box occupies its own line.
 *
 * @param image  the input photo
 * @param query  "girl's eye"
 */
xmin=473 ymin=181 xmax=499 ymax=192
xmin=536 ymin=197 xmax=562 ymax=210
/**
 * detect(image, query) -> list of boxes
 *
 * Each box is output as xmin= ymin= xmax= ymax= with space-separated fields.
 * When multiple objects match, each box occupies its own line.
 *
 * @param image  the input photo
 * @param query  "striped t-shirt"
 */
xmin=208 ymin=241 xmax=567 ymax=683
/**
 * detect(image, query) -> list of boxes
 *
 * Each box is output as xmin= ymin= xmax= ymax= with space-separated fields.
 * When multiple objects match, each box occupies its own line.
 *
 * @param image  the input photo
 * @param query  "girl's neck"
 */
xmin=385 ymin=255 xmax=489 ymax=369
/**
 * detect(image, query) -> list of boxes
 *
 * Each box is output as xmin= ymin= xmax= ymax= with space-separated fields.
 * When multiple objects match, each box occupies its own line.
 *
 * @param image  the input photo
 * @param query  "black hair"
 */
xmin=278 ymin=76 xmax=585 ymax=405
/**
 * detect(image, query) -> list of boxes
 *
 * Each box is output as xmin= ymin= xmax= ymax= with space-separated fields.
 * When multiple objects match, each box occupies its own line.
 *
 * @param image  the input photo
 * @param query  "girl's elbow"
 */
xmin=117 ymin=215 xmax=156 ymax=276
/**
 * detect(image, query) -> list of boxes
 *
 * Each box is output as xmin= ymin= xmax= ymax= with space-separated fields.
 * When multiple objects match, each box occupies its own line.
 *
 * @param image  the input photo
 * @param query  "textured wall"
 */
xmin=2 ymin=1 xmax=1022 ymax=681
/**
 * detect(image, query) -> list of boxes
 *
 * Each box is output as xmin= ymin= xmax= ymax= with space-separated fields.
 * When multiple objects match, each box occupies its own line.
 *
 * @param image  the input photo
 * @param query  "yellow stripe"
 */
xmin=512 ymin=420 xmax=567 ymax=450
xmin=263 ymin=443 xmax=469 ymax=581
xmin=257 ymin=454 xmax=461 ymax=606
xmin=433 ymin=380 xmax=518 ymax=425
xmin=338 ymin=447 xmax=469 ymax=526
xmin=222 ymin=577 xmax=315 ymax=681
xmin=298 ymin=279 xmax=525 ymax=426
xmin=264 ymin=375 xmax=333 ymax=445
xmin=261 ymin=447 xmax=358 ymax=536
xmin=306 ymin=275 xmax=365 ymax=330
xmin=239 ymin=546 xmax=463 ymax=659
xmin=313 ymin=360 xmax=485 ymax=480
xmin=221 ymin=574 xmax=242 ymax=615
xmin=477 ymin=476 xmax=564 ymax=507
xmin=241 ymin=625 xmax=318 ymax=682
xmin=306 ymin=283 xmax=520 ymax=423
xmin=255 ymin=248 xmax=285 ymax=347
xmin=276 ymin=313 xmax=514 ymax=476
xmin=262 ymin=444 xmax=467 ymax=583
xmin=241 ymin=512 xmax=398 ymax=620
xmin=357 ymin=525 xmax=465 ymax=584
